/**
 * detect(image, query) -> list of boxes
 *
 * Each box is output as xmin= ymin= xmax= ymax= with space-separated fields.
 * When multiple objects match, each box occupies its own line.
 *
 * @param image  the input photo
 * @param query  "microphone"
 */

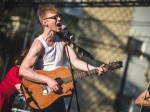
xmin=61 ymin=25 xmax=75 ymax=41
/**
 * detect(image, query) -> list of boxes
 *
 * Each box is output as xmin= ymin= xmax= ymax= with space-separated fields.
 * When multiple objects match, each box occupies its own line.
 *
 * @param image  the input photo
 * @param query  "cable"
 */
xmin=140 ymin=81 xmax=150 ymax=112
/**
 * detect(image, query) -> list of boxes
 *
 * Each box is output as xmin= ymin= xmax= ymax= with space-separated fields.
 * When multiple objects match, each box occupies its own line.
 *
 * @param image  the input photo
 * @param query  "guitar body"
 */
xmin=21 ymin=66 xmax=73 ymax=109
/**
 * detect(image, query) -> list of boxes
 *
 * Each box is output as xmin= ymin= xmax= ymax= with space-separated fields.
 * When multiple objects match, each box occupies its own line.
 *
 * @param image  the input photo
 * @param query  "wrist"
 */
xmin=43 ymin=76 xmax=49 ymax=84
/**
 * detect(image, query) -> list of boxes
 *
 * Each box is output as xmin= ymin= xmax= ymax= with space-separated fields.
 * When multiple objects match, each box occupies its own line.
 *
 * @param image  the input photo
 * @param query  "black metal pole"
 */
xmin=114 ymin=40 xmax=134 ymax=112
xmin=64 ymin=35 xmax=80 ymax=112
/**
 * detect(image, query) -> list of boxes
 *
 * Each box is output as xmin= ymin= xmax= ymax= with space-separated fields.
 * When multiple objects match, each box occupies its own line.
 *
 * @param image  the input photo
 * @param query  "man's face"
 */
xmin=43 ymin=12 xmax=62 ymax=32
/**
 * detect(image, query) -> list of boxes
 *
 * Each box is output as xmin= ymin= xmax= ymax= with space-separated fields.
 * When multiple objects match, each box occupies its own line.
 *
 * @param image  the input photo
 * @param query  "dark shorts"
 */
xmin=141 ymin=106 xmax=150 ymax=112
xmin=32 ymin=97 xmax=66 ymax=112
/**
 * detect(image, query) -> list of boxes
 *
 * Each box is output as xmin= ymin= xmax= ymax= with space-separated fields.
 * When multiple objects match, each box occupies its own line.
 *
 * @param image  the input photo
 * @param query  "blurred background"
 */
xmin=0 ymin=0 xmax=150 ymax=112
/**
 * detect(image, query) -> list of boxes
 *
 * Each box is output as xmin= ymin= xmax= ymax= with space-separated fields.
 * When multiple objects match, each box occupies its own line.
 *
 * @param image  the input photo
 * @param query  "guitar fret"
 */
xmin=64 ymin=77 xmax=71 ymax=83
xmin=81 ymin=71 xmax=87 ymax=77
xmin=68 ymin=77 xmax=72 ymax=82
xmin=80 ymin=72 xmax=84 ymax=78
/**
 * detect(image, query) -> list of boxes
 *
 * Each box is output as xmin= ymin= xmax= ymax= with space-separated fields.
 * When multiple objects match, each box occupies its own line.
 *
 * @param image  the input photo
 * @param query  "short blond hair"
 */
xmin=14 ymin=49 xmax=29 ymax=65
xmin=38 ymin=4 xmax=57 ymax=23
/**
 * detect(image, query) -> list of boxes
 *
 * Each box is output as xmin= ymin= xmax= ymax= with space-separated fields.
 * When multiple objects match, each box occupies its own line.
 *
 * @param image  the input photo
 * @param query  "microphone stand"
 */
xmin=63 ymin=34 xmax=80 ymax=112
xmin=66 ymin=45 xmax=80 ymax=112
xmin=58 ymin=32 xmax=103 ymax=112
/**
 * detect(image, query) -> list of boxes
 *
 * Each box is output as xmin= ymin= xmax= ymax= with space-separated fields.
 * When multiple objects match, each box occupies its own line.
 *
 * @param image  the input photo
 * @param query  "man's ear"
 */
xmin=42 ymin=20 xmax=48 ymax=27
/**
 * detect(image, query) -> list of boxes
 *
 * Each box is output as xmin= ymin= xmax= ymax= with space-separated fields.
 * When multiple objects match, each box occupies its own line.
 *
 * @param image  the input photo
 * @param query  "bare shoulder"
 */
xmin=32 ymin=39 xmax=43 ymax=48
xmin=21 ymin=40 xmax=44 ymax=67
xmin=30 ymin=39 xmax=44 ymax=54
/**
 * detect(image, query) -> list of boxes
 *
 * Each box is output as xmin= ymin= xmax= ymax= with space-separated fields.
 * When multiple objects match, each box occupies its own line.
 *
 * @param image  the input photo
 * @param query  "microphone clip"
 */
xmin=61 ymin=25 xmax=75 ymax=41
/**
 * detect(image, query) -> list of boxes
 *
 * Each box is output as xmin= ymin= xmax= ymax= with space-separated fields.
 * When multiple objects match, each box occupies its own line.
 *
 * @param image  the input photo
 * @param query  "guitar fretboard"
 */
xmin=63 ymin=69 xmax=98 ymax=84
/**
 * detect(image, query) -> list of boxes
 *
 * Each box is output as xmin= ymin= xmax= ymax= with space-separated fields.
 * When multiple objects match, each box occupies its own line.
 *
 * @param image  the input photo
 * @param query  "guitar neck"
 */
xmin=63 ymin=68 xmax=98 ymax=84
xmin=62 ymin=60 xmax=122 ymax=84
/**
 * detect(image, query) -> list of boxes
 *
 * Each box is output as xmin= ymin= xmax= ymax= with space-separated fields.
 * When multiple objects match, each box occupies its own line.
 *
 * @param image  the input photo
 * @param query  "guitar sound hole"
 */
xmin=55 ymin=78 xmax=63 ymax=86
xmin=54 ymin=78 xmax=63 ymax=95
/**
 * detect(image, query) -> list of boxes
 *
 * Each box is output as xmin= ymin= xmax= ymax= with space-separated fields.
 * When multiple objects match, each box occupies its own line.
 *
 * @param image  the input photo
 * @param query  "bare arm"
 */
xmin=64 ymin=44 xmax=107 ymax=75
xmin=135 ymin=90 xmax=150 ymax=106
xmin=15 ymin=84 xmax=22 ymax=94
xmin=19 ymin=40 xmax=47 ymax=83
xmin=19 ymin=39 xmax=58 ymax=91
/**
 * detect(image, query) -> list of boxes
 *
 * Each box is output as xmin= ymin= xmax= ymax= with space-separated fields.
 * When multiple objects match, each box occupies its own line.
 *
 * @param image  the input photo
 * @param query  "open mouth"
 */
xmin=57 ymin=23 xmax=61 ymax=27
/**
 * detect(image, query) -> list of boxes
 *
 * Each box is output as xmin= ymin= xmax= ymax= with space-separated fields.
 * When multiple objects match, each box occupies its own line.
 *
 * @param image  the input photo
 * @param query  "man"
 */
xmin=135 ymin=64 xmax=150 ymax=111
xmin=19 ymin=4 xmax=107 ymax=112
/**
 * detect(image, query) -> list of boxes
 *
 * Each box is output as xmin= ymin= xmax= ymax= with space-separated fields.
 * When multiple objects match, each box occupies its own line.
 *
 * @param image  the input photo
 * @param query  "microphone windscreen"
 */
xmin=61 ymin=25 xmax=66 ymax=30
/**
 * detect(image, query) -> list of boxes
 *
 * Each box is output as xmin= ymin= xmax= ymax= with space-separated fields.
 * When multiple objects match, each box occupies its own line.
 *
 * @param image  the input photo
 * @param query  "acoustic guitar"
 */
xmin=21 ymin=61 xmax=123 ymax=109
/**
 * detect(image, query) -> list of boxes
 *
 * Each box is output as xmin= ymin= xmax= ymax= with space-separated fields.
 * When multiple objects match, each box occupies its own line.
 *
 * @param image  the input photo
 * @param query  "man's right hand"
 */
xmin=46 ymin=78 xmax=59 ymax=92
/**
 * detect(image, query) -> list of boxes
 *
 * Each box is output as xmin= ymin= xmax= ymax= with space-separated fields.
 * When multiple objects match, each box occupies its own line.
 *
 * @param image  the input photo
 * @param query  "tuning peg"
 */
xmin=79 ymin=52 xmax=84 ymax=57
xmin=70 ymin=43 xmax=74 ymax=48
xmin=75 ymin=47 xmax=79 ymax=52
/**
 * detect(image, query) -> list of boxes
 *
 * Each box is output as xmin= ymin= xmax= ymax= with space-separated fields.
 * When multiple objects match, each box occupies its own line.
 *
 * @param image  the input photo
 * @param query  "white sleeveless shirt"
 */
xmin=34 ymin=35 xmax=63 ymax=71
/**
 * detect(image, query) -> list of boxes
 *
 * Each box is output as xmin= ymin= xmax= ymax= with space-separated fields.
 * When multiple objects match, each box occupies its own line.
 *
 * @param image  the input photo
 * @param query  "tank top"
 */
xmin=34 ymin=34 xmax=63 ymax=71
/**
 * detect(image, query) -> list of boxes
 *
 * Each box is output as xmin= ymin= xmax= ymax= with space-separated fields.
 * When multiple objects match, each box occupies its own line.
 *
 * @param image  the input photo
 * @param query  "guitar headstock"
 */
xmin=107 ymin=61 xmax=123 ymax=71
